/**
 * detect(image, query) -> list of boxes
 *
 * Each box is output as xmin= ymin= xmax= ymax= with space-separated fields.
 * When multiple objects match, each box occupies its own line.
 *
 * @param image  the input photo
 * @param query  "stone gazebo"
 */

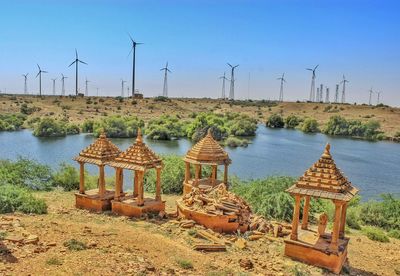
xmin=73 ymin=132 xmax=121 ymax=211
xmin=284 ymin=144 xmax=359 ymax=274
xmin=182 ymin=129 xmax=231 ymax=195
xmin=109 ymin=129 xmax=165 ymax=217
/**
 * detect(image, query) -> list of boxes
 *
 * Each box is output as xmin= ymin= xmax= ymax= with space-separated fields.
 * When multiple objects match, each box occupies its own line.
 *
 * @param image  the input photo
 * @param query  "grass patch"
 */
xmin=176 ymin=258 xmax=193 ymax=269
xmin=0 ymin=185 xmax=47 ymax=214
xmin=46 ymin=257 xmax=63 ymax=266
xmin=63 ymin=239 xmax=88 ymax=251
xmin=363 ymin=227 xmax=390 ymax=242
xmin=388 ymin=229 xmax=400 ymax=240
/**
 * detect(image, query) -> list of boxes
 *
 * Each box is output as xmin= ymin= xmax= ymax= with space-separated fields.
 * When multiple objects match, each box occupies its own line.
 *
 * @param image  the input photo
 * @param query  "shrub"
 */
xmin=46 ymin=257 xmax=63 ymax=266
xmin=0 ymin=158 xmax=53 ymax=190
xmin=266 ymin=114 xmax=284 ymax=128
xmin=63 ymin=239 xmax=87 ymax=251
xmin=388 ymin=229 xmax=400 ymax=239
xmin=176 ymin=259 xmax=193 ymax=269
xmin=363 ymin=227 xmax=389 ymax=242
xmin=0 ymin=185 xmax=47 ymax=214
xmin=82 ymin=120 xmax=94 ymax=133
xmin=20 ymin=103 xmax=39 ymax=115
xmin=186 ymin=113 xmax=228 ymax=141
xmin=346 ymin=207 xmax=362 ymax=230
xmin=145 ymin=115 xmax=187 ymax=140
xmin=301 ymin=118 xmax=319 ymax=133
xmin=53 ymin=163 xmax=79 ymax=191
xmin=225 ymin=136 xmax=248 ymax=147
xmin=93 ymin=116 xmax=144 ymax=138
xmin=285 ymin=115 xmax=302 ymax=129
xmin=33 ymin=118 xmax=66 ymax=137
xmin=65 ymin=123 xmax=80 ymax=135
xmin=226 ymin=113 xmax=257 ymax=136
xmin=154 ymin=96 xmax=169 ymax=102
xmin=0 ymin=113 xmax=27 ymax=131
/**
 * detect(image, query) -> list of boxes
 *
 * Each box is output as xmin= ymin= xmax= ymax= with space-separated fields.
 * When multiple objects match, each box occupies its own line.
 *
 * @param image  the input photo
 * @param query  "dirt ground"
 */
xmin=1 ymin=95 xmax=400 ymax=137
xmin=0 ymin=191 xmax=399 ymax=276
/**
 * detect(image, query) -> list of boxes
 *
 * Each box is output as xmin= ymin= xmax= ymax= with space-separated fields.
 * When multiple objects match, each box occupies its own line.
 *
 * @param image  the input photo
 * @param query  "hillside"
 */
xmin=1 ymin=95 xmax=400 ymax=138
xmin=0 ymin=191 xmax=399 ymax=276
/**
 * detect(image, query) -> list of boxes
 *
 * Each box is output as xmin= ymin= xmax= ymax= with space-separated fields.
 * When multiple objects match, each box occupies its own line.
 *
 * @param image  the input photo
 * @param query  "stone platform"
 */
xmin=176 ymin=199 xmax=248 ymax=233
xmin=284 ymin=228 xmax=349 ymax=274
xmin=111 ymin=195 xmax=165 ymax=217
xmin=75 ymin=189 xmax=115 ymax=212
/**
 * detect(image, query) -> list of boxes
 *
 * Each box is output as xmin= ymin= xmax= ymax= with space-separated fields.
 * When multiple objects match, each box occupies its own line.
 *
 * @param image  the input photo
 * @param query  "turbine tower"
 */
xmin=68 ymin=49 xmax=87 ymax=96
xmin=85 ymin=78 xmax=90 ymax=97
xmin=316 ymin=87 xmax=320 ymax=102
xmin=36 ymin=64 xmax=48 ymax=96
xmin=160 ymin=62 xmax=171 ymax=97
xmin=377 ymin=91 xmax=381 ymax=105
xmin=227 ymin=63 xmax=239 ymax=100
xmin=340 ymin=75 xmax=349 ymax=103
xmin=325 ymin=87 xmax=330 ymax=103
xmin=368 ymin=88 xmax=374 ymax=105
xmin=22 ymin=73 xmax=28 ymax=94
xmin=219 ymin=72 xmax=229 ymax=99
xmin=128 ymin=34 xmax=143 ymax=98
xmin=335 ymin=84 xmax=339 ymax=103
xmin=61 ymin=74 xmax=68 ymax=96
xmin=306 ymin=65 xmax=318 ymax=102
xmin=121 ymin=79 xmax=127 ymax=97
xmin=277 ymin=73 xmax=286 ymax=102
xmin=319 ymin=84 xmax=323 ymax=102
xmin=51 ymin=78 xmax=57 ymax=95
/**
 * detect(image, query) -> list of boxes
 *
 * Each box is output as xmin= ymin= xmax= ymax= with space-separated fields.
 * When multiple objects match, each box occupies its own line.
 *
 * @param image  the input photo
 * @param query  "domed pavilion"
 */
xmin=109 ymin=129 xmax=165 ymax=217
xmin=182 ymin=129 xmax=231 ymax=195
xmin=284 ymin=144 xmax=359 ymax=274
xmin=73 ymin=132 xmax=121 ymax=211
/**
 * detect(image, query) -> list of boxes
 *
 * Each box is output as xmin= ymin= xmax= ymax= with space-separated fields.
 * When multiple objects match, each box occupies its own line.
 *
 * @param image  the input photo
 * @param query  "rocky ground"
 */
xmin=0 ymin=191 xmax=399 ymax=276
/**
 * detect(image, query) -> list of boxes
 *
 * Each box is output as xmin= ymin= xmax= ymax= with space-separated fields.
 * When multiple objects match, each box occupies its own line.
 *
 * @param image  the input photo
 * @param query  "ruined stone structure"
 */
xmin=284 ymin=144 xmax=359 ymax=274
xmin=182 ymin=129 xmax=231 ymax=195
xmin=109 ymin=129 xmax=165 ymax=217
xmin=73 ymin=132 xmax=121 ymax=211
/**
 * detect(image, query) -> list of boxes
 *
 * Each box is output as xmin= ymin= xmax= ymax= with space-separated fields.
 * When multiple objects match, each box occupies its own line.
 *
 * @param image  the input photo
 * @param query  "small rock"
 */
xmin=239 ymin=258 xmax=254 ymax=270
xmin=46 ymin=242 xmax=57 ymax=247
xmin=24 ymin=235 xmax=39 ymax=245
xmin=234 ymin=238 xmax=247 ymax=249
xmin=88 ymin=241 xmax=97 ymax=248
xmin=5 ymin=235 xmax=24 ymax=243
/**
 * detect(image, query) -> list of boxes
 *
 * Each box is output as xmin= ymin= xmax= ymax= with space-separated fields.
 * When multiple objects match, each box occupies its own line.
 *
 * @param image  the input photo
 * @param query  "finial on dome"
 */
xmin=136 ymin=128 xmax=143 ymax=143
xmin=99 ymin=128 xmax=106 ymax=138
xmin=207 ymin=128 xmax=212 ymax=137
xmin=322 ymin=143 xmax=331 ymax=158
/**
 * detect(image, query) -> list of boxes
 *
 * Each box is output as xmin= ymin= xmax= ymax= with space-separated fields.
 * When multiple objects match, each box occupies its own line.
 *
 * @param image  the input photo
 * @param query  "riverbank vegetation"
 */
xmin=0 ymin=113 xmax=26 ymax=131
xmin=91 ymin=116 xmax=145 ymax=138
xmin=32 ymin=118 xmax=80 ymax=137
xmin=145 ymin=115 xmax=187 ymax=140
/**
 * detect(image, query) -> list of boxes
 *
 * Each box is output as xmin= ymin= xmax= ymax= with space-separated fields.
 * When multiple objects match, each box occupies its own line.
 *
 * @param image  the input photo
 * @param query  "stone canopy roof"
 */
xmin=108 ymin=128 xmax=162 ymax=171
xmin=73 ymin=132 xmax=121 ymax=165
xmin=184 ymin=129 xmax=231 ymax=165
xmin=286 ymin=144 xmax=358 ymax=202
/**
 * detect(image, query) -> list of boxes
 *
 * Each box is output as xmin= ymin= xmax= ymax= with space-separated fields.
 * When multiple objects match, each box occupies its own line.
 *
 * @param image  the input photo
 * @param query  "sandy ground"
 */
xmin=0 ymin=190 xmax=399 ymax=276
xmin=1 ymin=95 xmax=400 ymax=137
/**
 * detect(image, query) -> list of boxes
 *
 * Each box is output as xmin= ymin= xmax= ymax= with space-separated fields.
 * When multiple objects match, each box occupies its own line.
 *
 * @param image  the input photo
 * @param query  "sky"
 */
xmin=0 ymin=0 xmax=399 ymax=105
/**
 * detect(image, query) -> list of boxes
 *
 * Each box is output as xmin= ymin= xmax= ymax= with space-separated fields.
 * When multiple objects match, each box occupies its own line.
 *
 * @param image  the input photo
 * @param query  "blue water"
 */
xmin=0 ymin=126 xmax=399 ymax=200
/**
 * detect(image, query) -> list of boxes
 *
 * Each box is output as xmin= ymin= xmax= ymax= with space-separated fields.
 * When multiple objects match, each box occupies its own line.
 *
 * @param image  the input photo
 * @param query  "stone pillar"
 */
xmin=211 ymin=165 xmax=217 ymax=185
xmin=119 ymin=169 xmax=124 ymax=194
xmin=339 ymin=202 xmax=347 ymax=238
xmin=99 ymin=165 xmax=105 ymax=196
xmin=223 ymin=164 xmax=228 ymax=184
xmin=155 ymin=167 xmax=161 ymax=201
xmin=136 ymin=171 xmax=144 ymax=206
xmin=114 ymin=168 xmax=121 ymax=200
xmin=133 ymin=171 xmax=139 ymax=197
xmin=199 ymin=165 xmax=202 ymax=178
xmin=195 ymin=164 xmax=201 ymax=180
xmin=330 ymin=201 xmax=342 ymax=252
xmin=79 ymin=162 xmax=85 ymax=194
xmin=301 ymin=196 xmax=311 ymax=230
xmin=290 ymin=195 xmax=302 ymax=241
xmin=184 ymin=162 xmax=191 ymax=182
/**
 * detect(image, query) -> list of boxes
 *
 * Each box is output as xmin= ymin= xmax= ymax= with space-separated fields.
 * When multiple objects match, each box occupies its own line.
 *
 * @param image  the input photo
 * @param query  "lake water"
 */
xmin=0 ymin=126 xmax=399 ymax=200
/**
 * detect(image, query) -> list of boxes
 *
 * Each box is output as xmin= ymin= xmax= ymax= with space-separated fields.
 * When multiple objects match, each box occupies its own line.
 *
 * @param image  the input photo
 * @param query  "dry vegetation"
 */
xmin=1 ymin=95 xmax=400 ymax=137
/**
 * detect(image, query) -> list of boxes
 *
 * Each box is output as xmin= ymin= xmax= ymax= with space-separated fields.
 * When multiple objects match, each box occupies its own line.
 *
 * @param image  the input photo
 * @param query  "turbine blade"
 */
xmin=306 ymin=68 xmax=312 ymax=71
xmin=42 ymin=71 xmax=48 ymax=73
xmin=167 ymin=69 xmax=171 ymax=73
xmin=36 ymin=72 xmax=40 ymax=78
xmin=37 ymin=64 xmax=41 ymax=70
xmin=227 ymin=63 xmax=233 ymax=67
xmin=68 ymin=60 xmax=76 ymax=67
xmin=75 ymin=49 xmax=78 ymax=59
xmin=79 ymin=60 xmax=88 ymax=65
xmin=315 ymin=64 xmax=319 ymax=70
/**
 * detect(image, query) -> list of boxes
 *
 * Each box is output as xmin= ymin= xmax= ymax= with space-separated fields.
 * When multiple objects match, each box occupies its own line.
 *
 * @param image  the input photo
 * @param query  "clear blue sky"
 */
xmin=1 ymin=0 xmax=399 ymax=105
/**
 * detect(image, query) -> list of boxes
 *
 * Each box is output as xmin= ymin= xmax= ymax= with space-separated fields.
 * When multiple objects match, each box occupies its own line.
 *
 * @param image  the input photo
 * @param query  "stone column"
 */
xmin=339 ymin=202 xmax=347 ymax=238
xmin=301 ymin=196 xmax=311 ymax=230
xmin=114 ymin=168 xmax=121 ymax=200
xmin=79 ymin=162 xmax=85 ymax=194
xmin=290 ymin=195 xmax=302 ymax=240
xmin=199 ymin=165 xmax=202 ymax=178
xmin=136 ymin=171 xmax=144 ymax=206
xmin=184 ymin=162 xmax=191 ymax=182
xmin=133 ymin=171 xmax=139 ymax=197
xmin=211 ymin=165 xmax=217 ymax=185
xmin=155 ymin=167 xmax=161 ymax=201
xmin=99 ymin=165 xmax=105 ymax=196
xmin=119 ymin=169 xmax=124 ymax=194
xmin=223 ymin=164 xmax=228 ymax=184
xmin=195 ymin=164 xmax=201 ymax=180
xmin=330 ymin=201 xmax=342 ymax=252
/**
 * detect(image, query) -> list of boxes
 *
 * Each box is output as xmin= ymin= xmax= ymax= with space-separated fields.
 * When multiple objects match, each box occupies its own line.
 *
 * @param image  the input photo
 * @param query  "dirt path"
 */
xmin=0 ymin=191 xmax=399 ymax=275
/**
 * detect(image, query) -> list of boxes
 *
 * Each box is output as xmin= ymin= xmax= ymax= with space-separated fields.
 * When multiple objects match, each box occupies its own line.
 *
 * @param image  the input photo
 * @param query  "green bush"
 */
xmin=65 ymin=123 xmax=80 ymax=135
xmin=0 ymin=114 xmax=27 ymax=131
xmin=33 ymin=118 xmax=66 ymax=137
xmin=0 ymin=185 xmax=47 ymax=214
xmin=20 ymin=103 xmax=39 ymax=115
xmin=225 ymin=136 xmax=249 ymax=147
xmin=0 ymin=158 xmax=53 ymax=190
xmin=225 ymin=113 xmax=257 ymax=136
xmin=53 ymin=163 xmax=79 ymax=191
xmin=346 ymin=207 xmax=362 ymax=230
xmin=145 ymin=115 xmax=187 ymax=140
xmin=285 ymin=115 xmax=302 ymax=129
xmin=93 ymin=116 xmax=144 ymax=138
xmin=186 ymin=113 xmax=228 ymax=141
xmin=300 ymin=118 xmax=319 ymax=133
xmin=363 ymin=226 xmax=389 ymax=242
xmin=63 ymin=239 xmax=87 ymax=251
xmin=81 ymin=120 xmax=94 ymax=133
xmin=266 ymin=114 xmax=284 ymax=128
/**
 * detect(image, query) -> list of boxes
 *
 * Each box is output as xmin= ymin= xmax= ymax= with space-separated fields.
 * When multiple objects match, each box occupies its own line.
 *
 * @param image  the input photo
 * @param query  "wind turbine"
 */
xmin=334 ymin=84 xmax=339 ymax=103
xmin=340 ymin=75 xmax=349 ymax=103
xmin=277 ymin=73 xmax=286 ymax=102
xmin=376 ymin=91 xmax=381 ymax=105
xmin=22 ymin=73 xmax=28 ymax=94
xmin=219 ymin=72 xmax=229 ymax=99
xmin=160 ymin=62 xmax=171 ymax=97
xmin=51 ymin=78 xmax=57 ymax=95
xmin=85 ymin=78 xmax=90 ymax=97
xmin=36 ymin=64 xmax=48 ymax=96
xmin=227 ymin=63 xmax=239 ymax=100
xmin=128 ymin=34 xmax=143 ymax=98
xmin=368 ymin=87 xmax=374 ymax=105
xmin=68 ymin=49 xmax=87 ymax=96
xmin=61 ymin=74 xmax=68 ymax=96
xmin=121 ymin=79 xmax=126 ymax=97
xmin=306 ymin=65 xmax=318 ymax=102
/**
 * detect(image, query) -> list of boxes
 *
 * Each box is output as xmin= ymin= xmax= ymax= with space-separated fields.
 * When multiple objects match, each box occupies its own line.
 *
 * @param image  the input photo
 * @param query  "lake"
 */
xmin=0 ymin=126 xmax=399 ymax=200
